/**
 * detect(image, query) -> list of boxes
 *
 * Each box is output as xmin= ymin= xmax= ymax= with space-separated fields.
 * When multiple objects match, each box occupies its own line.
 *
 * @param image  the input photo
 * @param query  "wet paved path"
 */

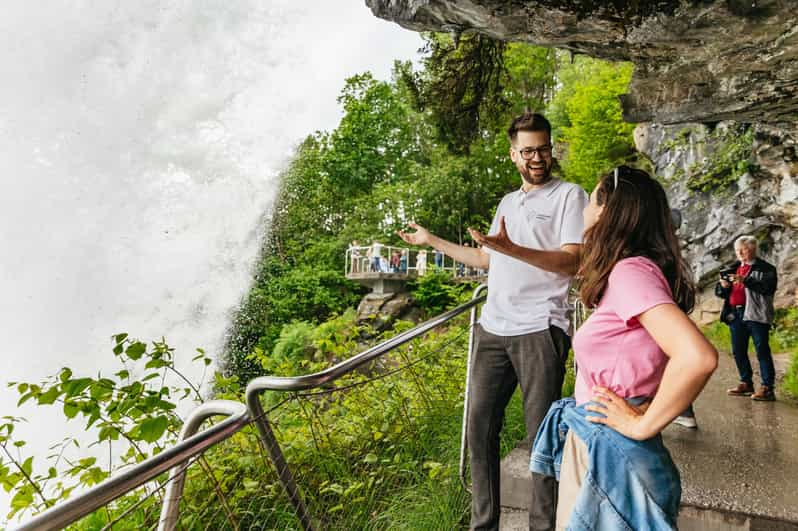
xmin=663 ymin=350 xmax=798 ymax=522
xmin=499 ymin=350 xmax=798 ymax=529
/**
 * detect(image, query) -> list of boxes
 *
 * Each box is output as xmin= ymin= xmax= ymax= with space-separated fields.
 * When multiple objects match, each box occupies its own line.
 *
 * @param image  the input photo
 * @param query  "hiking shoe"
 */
xmin=727 ymin=382 xmax=755 ymax=396
xmin=751 ymin=385 xmax=776 ymax=401
xmin=672 ymin=415 xmax=698 ymax=429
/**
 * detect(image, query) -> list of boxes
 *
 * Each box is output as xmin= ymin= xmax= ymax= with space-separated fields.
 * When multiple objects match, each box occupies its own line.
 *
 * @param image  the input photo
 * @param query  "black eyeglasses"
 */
xmin=515 ymin=145 xmax=552 ymax=160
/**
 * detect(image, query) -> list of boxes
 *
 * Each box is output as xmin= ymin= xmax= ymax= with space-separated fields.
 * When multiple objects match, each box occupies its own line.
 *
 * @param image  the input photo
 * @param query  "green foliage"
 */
xmin=686 ymin=125 xmax=754 ymax=192
xmin=547 ymin=54 xmax=636 ymax=190
xmin=783 ymin=349 xmax=798 ymax=400
xmin=409 ymin=269 xmax=468 ymax=317
xmin=562 ymin=349 xmax=576 ymax=398
xmin=773 ymin=307 xmax=798 ymax=400
xmin=502 ymin=43 xmax=557 ymax=115
xmin=1 ymin=335 xmax=212 ymax=522
xmin=772 ymin=307 xmax=798 ymax=353
xmin=224 ymin=258 xmax=362 ymax=382
xmin=251 ymin=309 xmax=363 ymax=378
xmin=404 ymin=33 xmax=508 ymax=153
xmin=701 ymin=321 xmax=733 ymax=352
xmin=327 ymin=72 xmax=420 ymax=196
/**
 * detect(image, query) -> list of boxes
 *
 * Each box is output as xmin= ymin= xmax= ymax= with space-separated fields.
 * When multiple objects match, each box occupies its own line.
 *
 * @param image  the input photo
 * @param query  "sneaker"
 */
xmin=727 ymin=382 xmax=755 ymax=396
xmin=751 ymin=385 xmax=776 ymax=401
xmin=672 ymin=415 xmax=698 ymax=429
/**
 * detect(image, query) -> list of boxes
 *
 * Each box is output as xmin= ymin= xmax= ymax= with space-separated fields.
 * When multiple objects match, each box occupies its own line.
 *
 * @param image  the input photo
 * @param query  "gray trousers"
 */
xmin=468 ymin=324 xmax=570 ymax=531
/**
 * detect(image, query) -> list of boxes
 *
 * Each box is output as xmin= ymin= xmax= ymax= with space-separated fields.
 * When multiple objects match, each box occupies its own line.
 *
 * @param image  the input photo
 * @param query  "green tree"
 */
xmin=547 ymin=55 xmax=635 ymax=190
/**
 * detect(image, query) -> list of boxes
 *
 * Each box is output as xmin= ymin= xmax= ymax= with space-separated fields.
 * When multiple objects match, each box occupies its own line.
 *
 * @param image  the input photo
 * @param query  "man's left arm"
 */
xmin=468 ymin=186 xmax=586 ymax=276
xmin=496 ymin=241 xmax=580 ymax=275
xmin=743 ymin=264 xmax=778 ymax=296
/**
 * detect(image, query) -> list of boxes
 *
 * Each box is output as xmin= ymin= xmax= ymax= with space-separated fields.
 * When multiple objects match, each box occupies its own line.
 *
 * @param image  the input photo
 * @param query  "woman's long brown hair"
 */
xmin=579 ymin=166 xmax=695 ymax=313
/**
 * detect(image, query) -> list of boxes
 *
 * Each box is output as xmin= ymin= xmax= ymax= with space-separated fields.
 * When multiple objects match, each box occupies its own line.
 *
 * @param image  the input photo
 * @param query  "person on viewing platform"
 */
xmin=416 ymin=249 xmax=428 ymax=276
xmin=494 ymin=166 xmax=717 ymax=530
xmin=399 ymin=112 xmax=587 ymax=531
xmin=370 ymin=240 xmax=382 ymax=272
xmin=716 ymin=235 xmax=778 ymax=401
xmin=349 ymin=240 xmax=361 ymax=273
xmin=390 ymin=250 xmax=401 ymax=273
xmin=399 ymin=248 xmax=408 ymax=273
xmin=434 ymin=248 xmax=444 ymax=268
xmin=457 ymin=243 xmax=471 ymax=277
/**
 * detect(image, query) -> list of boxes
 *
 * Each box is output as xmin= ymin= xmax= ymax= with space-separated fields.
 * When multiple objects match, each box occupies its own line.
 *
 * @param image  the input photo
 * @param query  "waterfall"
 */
xmin=0 ymin=0 xmax=420 ymax=518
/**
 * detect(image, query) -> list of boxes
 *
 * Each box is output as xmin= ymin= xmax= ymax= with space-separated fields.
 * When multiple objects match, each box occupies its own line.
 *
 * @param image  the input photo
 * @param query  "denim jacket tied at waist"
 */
xmin=529 ymin=398 xmax=680 ymax=531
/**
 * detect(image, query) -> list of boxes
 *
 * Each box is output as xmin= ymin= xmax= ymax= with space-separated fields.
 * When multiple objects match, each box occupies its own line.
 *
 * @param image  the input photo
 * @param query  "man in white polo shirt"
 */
xmin=398 ymin=113 xmax=587 ymax=531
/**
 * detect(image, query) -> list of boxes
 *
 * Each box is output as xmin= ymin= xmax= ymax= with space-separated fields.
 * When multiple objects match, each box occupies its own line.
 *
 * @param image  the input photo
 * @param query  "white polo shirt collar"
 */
xmin=512 ymin=178 xmax=562 ymax=206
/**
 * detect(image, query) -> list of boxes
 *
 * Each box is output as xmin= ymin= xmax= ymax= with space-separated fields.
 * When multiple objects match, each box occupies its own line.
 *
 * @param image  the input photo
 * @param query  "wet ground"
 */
xmin=663 ymin=350 xmax=798 ymax=522
xmin=499 ymin=349 xmax=798 ymax=529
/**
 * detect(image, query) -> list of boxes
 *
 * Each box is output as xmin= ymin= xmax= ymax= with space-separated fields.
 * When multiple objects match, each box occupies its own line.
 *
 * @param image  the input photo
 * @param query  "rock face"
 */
xmin=367 ymin=0 xmax=798 ymax=135
xmin=636 ymin=122 xmax=798 ymax=323
xmin=356 ymin=291 xmax=420 ymax=330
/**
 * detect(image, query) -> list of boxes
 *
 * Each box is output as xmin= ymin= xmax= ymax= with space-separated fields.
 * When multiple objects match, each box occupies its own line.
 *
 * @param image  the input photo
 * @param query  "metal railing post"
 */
xmin=158 ymin=400 xmax=248 ymax=531
xmin=245 ymin=388 xmax=316 ymax=531
xmin=459 ymin=283 xmax=487 ymax=492
xmin=244 ymin=295 xmax=486 ymax=530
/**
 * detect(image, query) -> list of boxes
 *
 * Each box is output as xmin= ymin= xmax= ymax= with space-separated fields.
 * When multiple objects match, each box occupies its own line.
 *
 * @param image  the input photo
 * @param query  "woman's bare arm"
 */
xmin=586 ymin=303 xmax=718 ymax=440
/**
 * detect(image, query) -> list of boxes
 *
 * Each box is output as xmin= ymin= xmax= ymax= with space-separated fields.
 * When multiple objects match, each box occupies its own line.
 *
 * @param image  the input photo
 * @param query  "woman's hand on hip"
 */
xmin=585 ymin=387 xmax=649 ymax=440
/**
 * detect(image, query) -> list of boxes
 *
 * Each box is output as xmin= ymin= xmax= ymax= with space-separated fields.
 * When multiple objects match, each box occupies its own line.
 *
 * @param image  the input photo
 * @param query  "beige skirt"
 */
xmin=556 ymin=430 xmax=590 ymax=531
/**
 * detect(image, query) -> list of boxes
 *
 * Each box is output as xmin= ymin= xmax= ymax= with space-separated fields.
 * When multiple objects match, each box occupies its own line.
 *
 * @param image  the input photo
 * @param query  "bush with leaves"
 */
xmin=409 ymin=269 xmax=471 ymax=317
xmin=1 ymin=334 xmax=213 ymax=523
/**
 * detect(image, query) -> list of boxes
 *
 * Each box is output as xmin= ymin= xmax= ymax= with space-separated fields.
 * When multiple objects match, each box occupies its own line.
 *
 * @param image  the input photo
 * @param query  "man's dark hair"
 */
xmin=507 ymin=112 xmax=551 ymax=142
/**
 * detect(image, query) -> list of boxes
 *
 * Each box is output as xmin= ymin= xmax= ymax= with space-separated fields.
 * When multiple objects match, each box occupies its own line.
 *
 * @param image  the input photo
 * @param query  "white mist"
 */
xmin=0 ymin=0 xmax=420 ymax=519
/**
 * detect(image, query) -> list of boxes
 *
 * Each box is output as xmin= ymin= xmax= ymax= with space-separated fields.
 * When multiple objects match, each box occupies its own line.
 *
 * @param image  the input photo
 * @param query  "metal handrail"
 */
xmin=458 ymin=283 xmax=488 ymax=491
xmin=245 ymin=285 xmax=488 ymax=531
xmin=345 ymin=246 xmax=487 ymax=278
xmin=157 ymin=400 xmax=248 ymax=531
xmin=14 ymin=286 xmax=489 ymax=531
xmin=14 ymin=401 xmax=250 ymax=531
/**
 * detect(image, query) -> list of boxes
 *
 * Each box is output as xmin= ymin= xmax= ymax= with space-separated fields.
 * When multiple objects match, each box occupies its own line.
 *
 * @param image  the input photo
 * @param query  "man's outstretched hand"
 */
xmin=398 ymin=222 xmax=432 ymax=247
xmin=468 ymin=217 xmax=517 ymax=257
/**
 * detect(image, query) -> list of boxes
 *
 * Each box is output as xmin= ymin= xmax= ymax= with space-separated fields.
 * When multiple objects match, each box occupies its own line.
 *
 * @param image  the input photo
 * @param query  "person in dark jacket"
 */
xmin=716 ymin=235 xmax=778 ymax=401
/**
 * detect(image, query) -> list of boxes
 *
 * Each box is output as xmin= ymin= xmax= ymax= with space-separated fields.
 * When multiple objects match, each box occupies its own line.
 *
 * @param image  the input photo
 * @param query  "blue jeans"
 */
xmin=728 ymin=307 xmax=775 ymax=387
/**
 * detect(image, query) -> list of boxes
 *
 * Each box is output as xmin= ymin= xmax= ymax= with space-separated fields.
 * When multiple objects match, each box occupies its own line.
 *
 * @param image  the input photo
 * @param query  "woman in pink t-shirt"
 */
xmin=469 ymin=166 xmax=718 ymax=527
xmin=575 ymin=167 xmax=716 ymax=435
xmin=550 ymin=166 xmax=717 ymax=527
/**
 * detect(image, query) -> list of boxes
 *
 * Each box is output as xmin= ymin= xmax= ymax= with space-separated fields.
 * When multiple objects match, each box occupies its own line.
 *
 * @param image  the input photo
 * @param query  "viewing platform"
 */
xmin=345 ymin=243 xmax=486 ymax=294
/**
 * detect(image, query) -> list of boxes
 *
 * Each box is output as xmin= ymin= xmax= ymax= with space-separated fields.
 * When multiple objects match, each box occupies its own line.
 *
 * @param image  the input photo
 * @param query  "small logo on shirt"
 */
xmin=526 ymin=208 xmax=552 ymax=223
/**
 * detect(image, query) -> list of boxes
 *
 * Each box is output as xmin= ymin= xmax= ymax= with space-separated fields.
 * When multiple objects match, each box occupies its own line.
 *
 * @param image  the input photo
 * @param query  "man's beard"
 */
xmin=520 ymin=162 xmax=552 ymax=186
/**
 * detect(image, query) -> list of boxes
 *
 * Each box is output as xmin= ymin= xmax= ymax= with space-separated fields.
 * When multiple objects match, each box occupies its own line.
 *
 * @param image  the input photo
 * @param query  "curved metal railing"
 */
xmin=14 ymin=400 xmax=250 ymax=531
xmin=13 ymin=285 xmax=489 ymax=531
xmin=245 ymin=286 xmax=488 ymax=531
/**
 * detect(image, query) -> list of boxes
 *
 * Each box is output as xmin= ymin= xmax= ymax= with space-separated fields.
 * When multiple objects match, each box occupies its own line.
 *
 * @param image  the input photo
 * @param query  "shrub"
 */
xmin=409 ymin=269 xmax=468 ymax=316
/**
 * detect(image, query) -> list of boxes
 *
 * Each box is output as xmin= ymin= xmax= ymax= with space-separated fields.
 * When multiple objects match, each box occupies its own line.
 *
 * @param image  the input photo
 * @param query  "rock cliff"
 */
xmin=636 ymin=122 xmax=798 ymax=323
xmin=367 ymin=0 xmax=798 ymax=135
